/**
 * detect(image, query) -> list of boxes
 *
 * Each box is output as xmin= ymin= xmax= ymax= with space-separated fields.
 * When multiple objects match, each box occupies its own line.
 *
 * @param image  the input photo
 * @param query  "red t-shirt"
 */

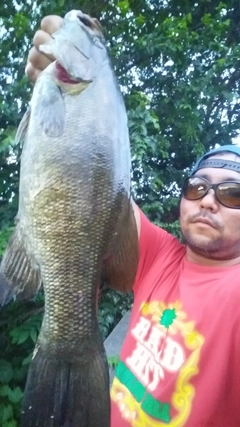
xmin=110 ymin=209 xmax=240 ymax=427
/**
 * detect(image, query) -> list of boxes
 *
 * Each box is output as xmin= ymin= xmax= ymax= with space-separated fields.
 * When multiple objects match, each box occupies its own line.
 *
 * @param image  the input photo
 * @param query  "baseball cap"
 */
xmin=190 ymin=144 xmax=240 ymax=176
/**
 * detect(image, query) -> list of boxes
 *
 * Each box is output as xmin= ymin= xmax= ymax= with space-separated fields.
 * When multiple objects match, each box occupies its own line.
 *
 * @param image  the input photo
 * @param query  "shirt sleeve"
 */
xmin=133 ymin=207 xmax=178 ymax=294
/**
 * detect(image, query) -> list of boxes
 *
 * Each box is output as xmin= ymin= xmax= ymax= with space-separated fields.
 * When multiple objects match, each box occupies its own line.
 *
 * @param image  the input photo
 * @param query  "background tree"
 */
xmin=1 ymin=0 xmax=240 ymax=425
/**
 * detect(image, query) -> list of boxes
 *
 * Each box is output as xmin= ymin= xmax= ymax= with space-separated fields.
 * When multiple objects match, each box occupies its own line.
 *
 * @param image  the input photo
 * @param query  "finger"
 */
xmin=41 ymin=15 xmax=63 ymax=34
xmin=33 ymin=29 xmax=53 ymax=49
xmin=25 ymin=63 xmax=42 ymax=83
xmin=32 ymin=30 xmax=55 ymax=62
xmin=27 ymin=45 xmax=52 ymax=72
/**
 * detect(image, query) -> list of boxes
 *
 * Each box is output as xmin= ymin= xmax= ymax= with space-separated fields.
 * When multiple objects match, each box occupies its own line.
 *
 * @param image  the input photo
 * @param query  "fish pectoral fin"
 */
xmin=0 ymin=226 xmax=42 ymax=305
xmin=102 ymin=201 xmax=139 ymax=292
xmin=34 ymin=76 xmax=65 ymax=137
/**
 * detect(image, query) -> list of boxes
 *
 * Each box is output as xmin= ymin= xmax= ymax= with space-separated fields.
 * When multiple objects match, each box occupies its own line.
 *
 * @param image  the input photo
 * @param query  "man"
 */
xmin=26 ymin=15 xmax=240 ymax=427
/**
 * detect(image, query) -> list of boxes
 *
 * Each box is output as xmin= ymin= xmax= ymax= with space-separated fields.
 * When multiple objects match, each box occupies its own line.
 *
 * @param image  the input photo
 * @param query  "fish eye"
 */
xmin=78 ymin=15 xmax=92 ymax=29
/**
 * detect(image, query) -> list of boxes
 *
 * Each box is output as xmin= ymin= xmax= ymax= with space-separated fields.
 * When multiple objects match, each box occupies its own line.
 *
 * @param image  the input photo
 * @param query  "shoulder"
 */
xmin=133 ymin=208 xmax=185 ymax=293
xmin=139 ymin=207 xmax=183 ymax=255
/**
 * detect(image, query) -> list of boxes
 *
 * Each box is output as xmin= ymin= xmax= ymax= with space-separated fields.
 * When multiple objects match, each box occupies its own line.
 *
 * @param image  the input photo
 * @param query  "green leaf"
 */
xmin=12 ymin=366 xmax=27 ymax=382
xmin=10 ymin=330 xmax=29 ymax=345
xmin=7 ymin=387 xmax=23 ymax=404
xmin=0 ymin=385 xmax=11 ymax=397
xmin=22 ymin=353 xmax=33 ymax=366
xmin=3 ymin=421 xmax=17 ymax=427
xmin=136 ymin=14 xmax=145 ymax=26
xmin=0 ymin=385 xmax=23 ymax=403
xmin=30 ymin=328 xmax=37 ymax=344
xmin=0 ymin=403 xmax=13 ymax=422
xmin=117 ymin=0 xmax=129 ymax=14
xmin=0 ymin=226 xmax=14 ymax=256
xmin=0 ymin=361 xmax=13 ymax=384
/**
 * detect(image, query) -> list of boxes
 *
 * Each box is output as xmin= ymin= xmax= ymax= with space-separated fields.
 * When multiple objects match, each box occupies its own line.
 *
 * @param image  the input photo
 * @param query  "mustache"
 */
xmin=187 ymin=212 xmax=221 ymax=229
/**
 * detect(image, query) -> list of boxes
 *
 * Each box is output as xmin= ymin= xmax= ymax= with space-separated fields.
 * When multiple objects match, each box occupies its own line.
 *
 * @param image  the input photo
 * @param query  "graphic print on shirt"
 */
xmin=111 ymin=301 xmax=205 ymax=426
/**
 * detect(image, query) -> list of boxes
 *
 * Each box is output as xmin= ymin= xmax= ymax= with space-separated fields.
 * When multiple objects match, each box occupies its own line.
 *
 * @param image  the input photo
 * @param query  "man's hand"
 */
xmin=25 ymin=15 xmax=63 ymax=83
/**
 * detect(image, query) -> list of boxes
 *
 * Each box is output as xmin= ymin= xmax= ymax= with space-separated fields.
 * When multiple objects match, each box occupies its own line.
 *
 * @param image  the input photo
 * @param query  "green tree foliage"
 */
xmin=1 ymin=0 xmax=240 ymax=424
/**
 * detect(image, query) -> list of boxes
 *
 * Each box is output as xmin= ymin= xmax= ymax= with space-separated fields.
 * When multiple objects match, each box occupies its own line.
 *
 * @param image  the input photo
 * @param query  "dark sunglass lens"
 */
xmin=217 ymin=183 xmax=240 ymax=208
xmin=183 ymin=177 xmax=208 ymax=200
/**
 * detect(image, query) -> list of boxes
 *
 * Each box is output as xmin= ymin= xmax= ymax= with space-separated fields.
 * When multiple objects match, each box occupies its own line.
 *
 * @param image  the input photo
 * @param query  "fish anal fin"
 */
xmin=102 ymin=202 xmax=139 ymax=292
xmin=0 ymin=226 xmax=42 ymax=305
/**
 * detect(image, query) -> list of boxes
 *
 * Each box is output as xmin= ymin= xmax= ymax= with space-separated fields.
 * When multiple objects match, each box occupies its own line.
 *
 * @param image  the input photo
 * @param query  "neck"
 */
xmin=186 ymin=247 xmax=240 ymax=266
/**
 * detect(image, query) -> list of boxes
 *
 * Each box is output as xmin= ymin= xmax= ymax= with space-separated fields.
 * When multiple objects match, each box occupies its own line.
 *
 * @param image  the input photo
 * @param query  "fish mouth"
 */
xmin=55 ymin=61 xmax=92 ymax=85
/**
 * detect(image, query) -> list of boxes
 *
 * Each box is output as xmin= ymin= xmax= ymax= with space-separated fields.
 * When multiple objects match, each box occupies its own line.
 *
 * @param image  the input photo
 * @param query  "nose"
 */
xmin=200 ymin=188 xmax=219 ymax=211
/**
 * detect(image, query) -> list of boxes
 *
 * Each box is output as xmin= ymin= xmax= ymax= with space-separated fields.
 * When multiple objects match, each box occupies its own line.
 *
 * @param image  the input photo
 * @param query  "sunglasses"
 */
xmin=182 ymin=176 xmax=240 ymax=209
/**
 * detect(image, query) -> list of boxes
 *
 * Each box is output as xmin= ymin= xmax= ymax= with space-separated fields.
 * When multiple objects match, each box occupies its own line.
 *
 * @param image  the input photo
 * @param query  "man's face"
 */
xmin=180 ymin=154 xmax=240 ymax=260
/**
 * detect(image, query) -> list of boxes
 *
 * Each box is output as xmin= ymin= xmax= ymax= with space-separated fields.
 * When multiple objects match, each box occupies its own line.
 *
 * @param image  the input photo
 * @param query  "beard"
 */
xmin=181 ymin=227 xmax=240 ymax=261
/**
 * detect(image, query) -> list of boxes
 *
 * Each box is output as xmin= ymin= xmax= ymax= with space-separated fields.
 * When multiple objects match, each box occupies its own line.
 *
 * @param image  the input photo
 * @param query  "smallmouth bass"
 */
xmin=0 ymin=10 xmax=138 ymax=427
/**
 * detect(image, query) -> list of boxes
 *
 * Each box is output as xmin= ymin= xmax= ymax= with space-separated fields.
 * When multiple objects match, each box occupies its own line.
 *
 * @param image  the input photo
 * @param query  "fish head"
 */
xmin=62 ymin=10 xmax=106 ymax=62
xmin=65 ymin=10 xmax=103 ymax=39
xmin=39 ymin=10 xmax=108 ymax=89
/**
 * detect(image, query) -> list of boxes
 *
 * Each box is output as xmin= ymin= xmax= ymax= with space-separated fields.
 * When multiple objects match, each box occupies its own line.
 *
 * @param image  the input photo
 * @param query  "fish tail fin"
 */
xmin=21 ymin=335 xmax=110 ymax=427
